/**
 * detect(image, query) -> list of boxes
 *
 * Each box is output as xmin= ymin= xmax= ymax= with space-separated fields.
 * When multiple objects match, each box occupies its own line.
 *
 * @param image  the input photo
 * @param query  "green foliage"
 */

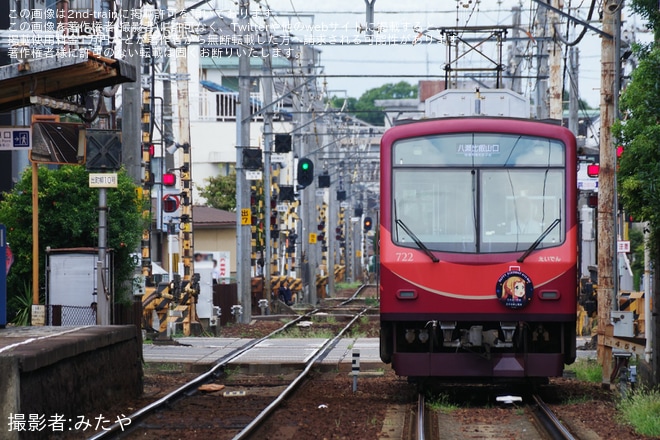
xmin=614 ymin=45 xmax=660 ymax=255
xmin=7 ymin=280 xmax=33 ymax=326
xmin=617 ymin=387 xmax=660 ymax=437
xmin=425 ymin=392 xmax=458 ymax=413
xmin=0 ymin=165 xmax=144 ymax=317
xmin=329 ymin=81 xmax=418 ymax=126
xmin=630 ymin=0 xmax=660 ymax=42
xmin=564 ymin=359 xmax=602 ymax=383
xmin=199 ymin=172 xmax=237 ymax=211
xmin=628 ymin=227 xmax=644 ymax=290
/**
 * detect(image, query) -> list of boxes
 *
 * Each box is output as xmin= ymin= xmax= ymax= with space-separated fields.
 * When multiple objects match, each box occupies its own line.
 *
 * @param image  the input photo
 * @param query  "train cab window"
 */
xmin=481 ymin=170 xmax=564 ymax=252
xmin=392 ymin=133 xmax=566 ymax=254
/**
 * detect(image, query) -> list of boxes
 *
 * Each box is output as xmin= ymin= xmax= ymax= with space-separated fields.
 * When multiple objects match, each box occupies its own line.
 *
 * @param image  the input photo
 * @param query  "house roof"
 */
xmin=192 ymin=205 xmax=236 ymax=228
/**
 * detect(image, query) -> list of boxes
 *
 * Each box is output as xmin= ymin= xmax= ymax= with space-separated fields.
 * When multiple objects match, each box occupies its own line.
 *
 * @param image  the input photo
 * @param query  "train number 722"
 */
xmin=395 ymin=252 xmax=414 ymax=262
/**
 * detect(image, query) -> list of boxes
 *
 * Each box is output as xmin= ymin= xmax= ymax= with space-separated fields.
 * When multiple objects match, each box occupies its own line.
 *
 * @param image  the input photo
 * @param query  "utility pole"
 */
xmin=237 ymin=0 xmax=252 ymax=322
xmin=262 ymin=36 xmax=274 ymax=306
xmin=568 ymin=47 xmax=580 ymax=135
xmin=175 ymin=0 xmax=198 ymax=335
xmin=508 ymin=6 xmax=523 ymax=94
xmin=548 ymin=0 xmax=563 ymax=120
xmin=121 ymin=0 xmax=142 ymax=184
xmin=365 ymin=0 xmax=376 ymax=37
xmin=535 ymin=5 xmax=550 ymax=119
xmin=302 ymin=47 xmax=318 ymax=305
xmin=597 ymin=0 xmax=618 ymax=388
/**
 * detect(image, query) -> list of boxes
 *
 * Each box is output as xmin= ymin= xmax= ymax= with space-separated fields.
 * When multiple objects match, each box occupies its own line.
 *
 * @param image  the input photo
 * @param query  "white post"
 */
xmin=644 ymin=223 xmax=653 ymax=363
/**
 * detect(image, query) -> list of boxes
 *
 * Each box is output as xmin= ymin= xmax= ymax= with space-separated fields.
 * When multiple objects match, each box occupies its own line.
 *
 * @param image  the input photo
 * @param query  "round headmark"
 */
xmin=495 ymin=270 xmax=533 ymax=309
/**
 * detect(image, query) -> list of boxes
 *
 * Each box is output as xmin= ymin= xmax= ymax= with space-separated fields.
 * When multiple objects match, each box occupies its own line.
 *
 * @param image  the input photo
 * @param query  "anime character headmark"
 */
xmin=496 ymin=271 xmax=533 ymax=309
xmin=502 ymin=276 xmax=526 ymax=302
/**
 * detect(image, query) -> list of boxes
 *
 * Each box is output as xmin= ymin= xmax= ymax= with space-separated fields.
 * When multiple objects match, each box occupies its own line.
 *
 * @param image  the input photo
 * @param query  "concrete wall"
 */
xmin=0 ymin=326 xmax=142 ymax=439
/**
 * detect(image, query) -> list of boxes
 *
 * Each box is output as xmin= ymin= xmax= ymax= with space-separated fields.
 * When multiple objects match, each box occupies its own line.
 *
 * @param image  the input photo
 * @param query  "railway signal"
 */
xmin=162 ymin=172 xmax=176 ymax=186
xmin=163 ymin=194 xmax=180 ymax=213
xmin=363 ymin=216 xmax=372 ymax=232
xmin=297 ymin=158 xmax=314 ymax=188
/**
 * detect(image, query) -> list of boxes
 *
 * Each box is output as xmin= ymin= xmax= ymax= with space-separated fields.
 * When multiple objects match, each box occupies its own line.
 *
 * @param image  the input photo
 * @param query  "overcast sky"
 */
xmin=199 ymin=0 xmax=652 ymax=109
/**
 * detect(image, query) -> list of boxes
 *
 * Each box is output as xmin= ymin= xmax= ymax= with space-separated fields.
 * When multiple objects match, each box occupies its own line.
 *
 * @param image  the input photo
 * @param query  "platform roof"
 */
xmin=0 ymin=51 xmax=136 ymax=113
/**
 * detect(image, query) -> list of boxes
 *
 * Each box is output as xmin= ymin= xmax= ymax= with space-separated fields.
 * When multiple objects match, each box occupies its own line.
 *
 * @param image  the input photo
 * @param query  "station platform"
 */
xmin=0 ymin=325 xmax=142 ymax=440
xmin=142 ymin=336 xmax=384 ymax=373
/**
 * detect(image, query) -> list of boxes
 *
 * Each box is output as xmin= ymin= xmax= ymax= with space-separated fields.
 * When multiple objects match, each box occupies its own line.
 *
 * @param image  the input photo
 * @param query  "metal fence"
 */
xmin=47 ymin=301 xmax=142 ymax=329
xmin=48 ymin=305 xmax=96 ymax=326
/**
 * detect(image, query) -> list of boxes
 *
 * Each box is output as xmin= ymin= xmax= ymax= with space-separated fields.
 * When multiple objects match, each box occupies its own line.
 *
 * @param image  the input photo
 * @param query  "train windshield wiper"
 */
xmin=396 ymin=219 xmax=439 ymax=263
xmin=517 ymin=218 xmax=561 ymax=263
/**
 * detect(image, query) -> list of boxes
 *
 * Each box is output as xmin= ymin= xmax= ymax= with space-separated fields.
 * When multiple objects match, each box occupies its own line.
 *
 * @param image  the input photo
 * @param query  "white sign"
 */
xmin=578 ymin=179 xmax=598 ymax=191
xmin=217 ymin=251 xmax=231 ymax=280
xmin=0 ymin=127 xmax=31 ymax=150
xmin=246 ymin=170 xmax=262 ymax=180
xmin=271 ymin=153 xmax=287 ymax=164
xmin=277 ymin=204 xmax=288 ymax=213
xmin=89 ymin=173 xmax=118 ymax=188
xmin=315 ymin=189 xmax=325 ymax=197
xmin=31 ymin=305 xmax=46 ymax=326
xmin=617 ymin=240 xmax=630 ymax=253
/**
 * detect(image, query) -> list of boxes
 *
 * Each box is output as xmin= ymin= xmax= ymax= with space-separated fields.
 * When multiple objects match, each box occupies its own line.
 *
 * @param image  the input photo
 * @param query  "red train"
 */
xmin=379 ymin=116 xmax=578 ymax=380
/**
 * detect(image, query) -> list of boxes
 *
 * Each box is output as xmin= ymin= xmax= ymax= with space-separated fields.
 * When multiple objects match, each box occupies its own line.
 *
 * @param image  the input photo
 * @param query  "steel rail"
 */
xmin=416 ymin=392 xmax=426 ymax=440
xmin=532 ymin=394 xmax=576 ymax=440
xmin=232 ymin=307 xmax=370 ymax=439
xmin=87 ymin=311 xmax=317 ymax=440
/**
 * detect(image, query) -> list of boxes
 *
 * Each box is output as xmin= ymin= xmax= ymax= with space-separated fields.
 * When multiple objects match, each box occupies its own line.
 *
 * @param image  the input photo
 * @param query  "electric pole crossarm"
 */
xmin=531 ymin=0 xmax=613 ymax=39
xmin=241 ymin=76 xmax=316 ymax=124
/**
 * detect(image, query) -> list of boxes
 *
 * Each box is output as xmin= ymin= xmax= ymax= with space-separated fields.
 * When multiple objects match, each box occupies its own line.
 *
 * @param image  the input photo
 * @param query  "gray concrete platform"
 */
xmin=0 ymin=325 xmax=142 ymax=440
xmin=142 ymin=336 xmax=385 ymax=372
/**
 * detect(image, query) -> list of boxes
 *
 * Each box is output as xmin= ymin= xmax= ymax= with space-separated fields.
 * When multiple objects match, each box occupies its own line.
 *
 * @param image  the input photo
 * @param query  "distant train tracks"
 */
xmin=89 ymin=296 xmax=372 ymax=439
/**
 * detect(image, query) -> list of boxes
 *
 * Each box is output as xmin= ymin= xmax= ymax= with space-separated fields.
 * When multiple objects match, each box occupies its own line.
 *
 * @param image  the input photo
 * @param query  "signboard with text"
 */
xmin=0 ymin=127 xmax=31 ymax=151
xmin=88 ymin=173 xmax=118 ymax=188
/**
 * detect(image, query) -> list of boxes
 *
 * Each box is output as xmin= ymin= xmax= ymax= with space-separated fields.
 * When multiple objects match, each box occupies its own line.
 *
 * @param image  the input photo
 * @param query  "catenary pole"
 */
xmin=237 ymin=0 xmax=252 ymax=323
xmin=596 ymin=0 xmax=618 ymax=389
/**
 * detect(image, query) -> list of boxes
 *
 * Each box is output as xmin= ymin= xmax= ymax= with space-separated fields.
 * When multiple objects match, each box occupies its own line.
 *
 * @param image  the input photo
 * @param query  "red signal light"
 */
xmin=586 ymin=164 xmax=600 ymax=178
xmin=162 ymin=194 xmax=180 ymax=213
xmin=587 ymin=194 xmax=598 ymax=208
xmin=162 ymin=172 xmax=176 ymax=186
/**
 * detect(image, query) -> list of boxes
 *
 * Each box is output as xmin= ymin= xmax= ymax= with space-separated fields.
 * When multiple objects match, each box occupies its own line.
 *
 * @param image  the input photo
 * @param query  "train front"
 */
xmin=378 ymin=117 xmax=578 ymax=380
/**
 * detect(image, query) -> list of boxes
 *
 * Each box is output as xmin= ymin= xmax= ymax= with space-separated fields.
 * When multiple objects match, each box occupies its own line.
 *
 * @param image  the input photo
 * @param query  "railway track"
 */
xmin=88 ymin=299 xmax=372 ymax=439
xmin=406 ymin=388 xmax=578 ymax=440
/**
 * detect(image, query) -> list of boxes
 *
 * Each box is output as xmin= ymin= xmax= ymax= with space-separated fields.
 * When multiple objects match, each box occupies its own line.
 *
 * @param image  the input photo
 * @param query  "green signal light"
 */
xmin=301 ymin=162 xmax=310 ymax=170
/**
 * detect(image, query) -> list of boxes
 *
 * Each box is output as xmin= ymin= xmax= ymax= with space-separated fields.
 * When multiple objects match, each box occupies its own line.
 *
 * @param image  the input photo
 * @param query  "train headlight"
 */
xmin=404 ymin=329 xmax=416 ymax=344
xmin=418 ymin=329 xmax=429 ymax=343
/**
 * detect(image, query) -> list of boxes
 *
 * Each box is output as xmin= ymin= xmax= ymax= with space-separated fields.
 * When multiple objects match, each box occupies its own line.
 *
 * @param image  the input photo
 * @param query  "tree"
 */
xmin=329 ymin=81 xmax=418 ymax=126
xmin=630 ymin=0 xmax=660 ymax=43
xmin=0 ymin=165 xmax=145 ymax=321
xmin=614 ymin=45 xmax=660 ymax=229
xmin=199 ymin=172 xmax=237 ymax=211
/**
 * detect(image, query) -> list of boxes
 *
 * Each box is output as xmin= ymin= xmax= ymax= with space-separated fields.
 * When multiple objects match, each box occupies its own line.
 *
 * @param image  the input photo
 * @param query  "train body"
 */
xmin=379 ymin=116 xmax=578 ymax=380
